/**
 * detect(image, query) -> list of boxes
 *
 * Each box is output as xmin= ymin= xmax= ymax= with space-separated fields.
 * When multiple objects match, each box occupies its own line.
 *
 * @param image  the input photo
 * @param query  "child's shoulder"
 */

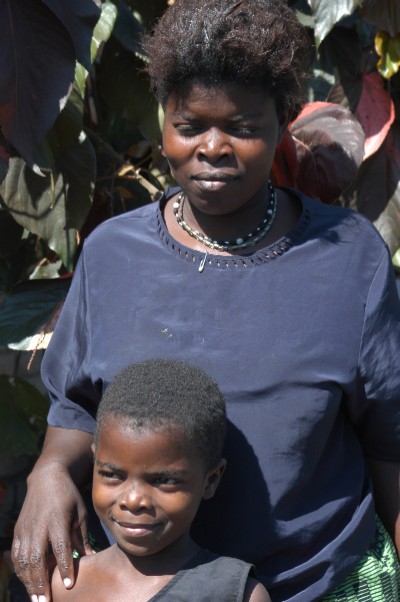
xmin=51 ymin=552 xmax=110 ymax=602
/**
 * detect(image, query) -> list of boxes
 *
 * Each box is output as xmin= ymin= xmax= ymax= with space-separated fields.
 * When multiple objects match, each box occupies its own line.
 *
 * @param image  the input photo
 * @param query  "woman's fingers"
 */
xmin=70 ymin=500 xmax=93 ymax=557
xmin=12 ymin=529 xmax=50 ymax=601
xmin=48 ymin=524 xmax=75 ymax=590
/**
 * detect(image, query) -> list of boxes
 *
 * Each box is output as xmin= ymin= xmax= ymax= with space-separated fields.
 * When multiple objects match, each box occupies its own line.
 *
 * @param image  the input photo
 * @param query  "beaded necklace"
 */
xmin=173 ymin=180 xmax=277 ymax=251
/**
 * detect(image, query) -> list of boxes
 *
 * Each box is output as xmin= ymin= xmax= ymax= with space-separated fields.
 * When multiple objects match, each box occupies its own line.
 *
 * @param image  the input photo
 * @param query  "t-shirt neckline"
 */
xmin=156 ymin=187 xmax=311 ymax=270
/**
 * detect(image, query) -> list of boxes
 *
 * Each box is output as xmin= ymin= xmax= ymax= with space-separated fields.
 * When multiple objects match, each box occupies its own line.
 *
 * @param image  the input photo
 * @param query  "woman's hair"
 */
xmin=95 ymin=359 xmax=227 ymax=470
xmin=142 ymin=0 xmax=310 ymax=118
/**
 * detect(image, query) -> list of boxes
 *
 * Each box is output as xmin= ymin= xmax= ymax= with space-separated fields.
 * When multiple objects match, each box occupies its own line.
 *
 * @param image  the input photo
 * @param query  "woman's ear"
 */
xmin=202 ymin=458 xmax=227 ymax=500
xmin=91 ymin=442 xmax=96 ymax=459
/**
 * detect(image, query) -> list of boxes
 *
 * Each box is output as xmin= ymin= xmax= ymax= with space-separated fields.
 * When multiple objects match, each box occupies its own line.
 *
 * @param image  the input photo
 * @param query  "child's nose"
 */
xmin=119 ymin=483 xmax=153 ymax=512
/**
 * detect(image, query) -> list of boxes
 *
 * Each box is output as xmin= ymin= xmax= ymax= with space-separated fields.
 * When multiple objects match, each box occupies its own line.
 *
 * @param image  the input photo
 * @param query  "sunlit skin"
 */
xmin=50 ymin=418 xmax=271 ymax=601
xmin=50 ymin=418 xmax=226 ymax=602
xmin=91 ymin=418 xmax=225 ymax=564
xmin=162 ymin=81 xmax=301 ymax=254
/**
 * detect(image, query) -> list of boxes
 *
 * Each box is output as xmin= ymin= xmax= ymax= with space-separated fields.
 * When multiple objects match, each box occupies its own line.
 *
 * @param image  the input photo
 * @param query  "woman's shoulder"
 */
xmin=291 ymin=188 xmax=389 ymax=256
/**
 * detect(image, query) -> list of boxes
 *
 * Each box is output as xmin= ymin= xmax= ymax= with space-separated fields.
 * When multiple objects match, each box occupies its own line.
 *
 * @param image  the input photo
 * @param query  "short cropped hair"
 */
xmin=143 ymin=0 xmax=310 ymax=118
xmin=95 ymin=359 xmax=226 ymax=469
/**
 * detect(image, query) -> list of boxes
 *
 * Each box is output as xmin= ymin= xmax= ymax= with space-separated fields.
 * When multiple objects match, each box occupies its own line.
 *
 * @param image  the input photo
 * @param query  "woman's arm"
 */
xmin=12 ymin=426 xmax=94 ymax=602
xmin=367 ymin=458 xmax=400 ymax=555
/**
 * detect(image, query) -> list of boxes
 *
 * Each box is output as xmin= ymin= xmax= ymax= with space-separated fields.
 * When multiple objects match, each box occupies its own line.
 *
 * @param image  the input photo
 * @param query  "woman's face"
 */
xmin=162 ymin=81 xmax=285 ymax=217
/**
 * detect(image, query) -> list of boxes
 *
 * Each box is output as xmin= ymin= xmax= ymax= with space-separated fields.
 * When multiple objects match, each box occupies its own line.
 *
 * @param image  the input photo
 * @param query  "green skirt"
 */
xmin=322 ymin=516 xmax=400 ymax=601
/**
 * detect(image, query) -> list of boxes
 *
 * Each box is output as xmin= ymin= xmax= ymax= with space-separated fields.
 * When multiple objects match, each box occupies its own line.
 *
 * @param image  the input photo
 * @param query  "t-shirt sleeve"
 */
xmin=42 ymin=247 xmax=99 ymax=433
xmin=351 ymin=245 xmax=400 ymax=460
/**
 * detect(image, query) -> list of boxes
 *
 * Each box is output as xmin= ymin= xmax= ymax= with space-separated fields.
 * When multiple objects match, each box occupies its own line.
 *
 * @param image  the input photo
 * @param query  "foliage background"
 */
xmin=0 ymin=0 xmax=399 ymax=559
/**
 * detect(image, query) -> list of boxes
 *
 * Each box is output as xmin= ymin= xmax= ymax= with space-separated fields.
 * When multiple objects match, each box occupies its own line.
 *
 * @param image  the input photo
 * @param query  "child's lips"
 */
xmin=114 ymin=519 xmax=160 ymax=536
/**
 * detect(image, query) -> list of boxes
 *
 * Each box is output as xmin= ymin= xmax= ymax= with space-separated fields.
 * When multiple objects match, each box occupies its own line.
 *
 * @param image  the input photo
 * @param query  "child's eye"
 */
xmin=153 ymin=476 xmax=180 ymax=487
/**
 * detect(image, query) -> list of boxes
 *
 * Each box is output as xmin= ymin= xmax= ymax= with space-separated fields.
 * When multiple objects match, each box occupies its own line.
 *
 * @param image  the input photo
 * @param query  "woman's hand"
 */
xmin=12 ymin=426 xmax=94 ymax=602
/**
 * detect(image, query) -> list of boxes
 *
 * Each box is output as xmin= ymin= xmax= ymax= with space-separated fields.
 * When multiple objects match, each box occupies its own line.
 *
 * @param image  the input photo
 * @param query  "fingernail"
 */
xmin=38 ymin=596 xmax=47 ymax=602
xmin=63 ymin=578 xmax=72 ymax=588
xmin=31 ymin=596 xmax=38 ymax=602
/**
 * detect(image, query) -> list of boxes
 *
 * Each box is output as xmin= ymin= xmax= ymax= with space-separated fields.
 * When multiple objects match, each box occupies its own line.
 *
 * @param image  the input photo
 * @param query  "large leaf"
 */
xmin=355 ymin=72 xmax=395 ymax=159
xmin=41 ymin=0 xmax=100 ymax=71
xmin=0 ymin=136 xmax=96 ymax=269
xmin=372 ymin=124 xmax=400 ymax=254
xmin=0 ymin=0 xmax=75 ymax=165
xmin=288 ymin=102 xmax=365 ymax=202
xmin=112 ymin=0 xmax=145 ymax=60
xmin=0 ymin=376 xmax=48 ymax=457
xmin=98 ymin=39 xmax=152 ymax=126
xmin=0 ymin=0 xmax=100 ymax=166
xmin=374 ymin=181 xmax=400 ymax=256
xmin=0 ymin=208 xmax=23 ymax=259
xmin=361 ymin=0 xmax=400 ymax=37
xmin=307 ymin=0 xmax=363 ymax=46
xmin=75 ymin=1 xmax=119 ymax=98
xmin=0 ymin=278 xmax=70 ymax=347
xmin=343 ymin=123 xmax=400 ymax=231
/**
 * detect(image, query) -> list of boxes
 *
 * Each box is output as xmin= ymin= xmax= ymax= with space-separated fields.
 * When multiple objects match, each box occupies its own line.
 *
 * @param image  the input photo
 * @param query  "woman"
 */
xmin=12 ymin=1 xmax=400 ymax=601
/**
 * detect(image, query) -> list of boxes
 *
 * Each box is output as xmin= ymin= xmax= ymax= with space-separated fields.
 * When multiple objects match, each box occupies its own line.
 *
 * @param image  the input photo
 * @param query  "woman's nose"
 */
xmin=119 ymin=484 xmax=152 ymax=512
xmin=196 ymin=128 xmax=232 ymax=162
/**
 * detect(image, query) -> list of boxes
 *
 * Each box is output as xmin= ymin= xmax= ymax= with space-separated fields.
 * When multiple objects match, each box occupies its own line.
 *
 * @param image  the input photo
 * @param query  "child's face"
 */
xmin=162 ymin=80 xmax=286 ymax=217
xmin=92 ymin=417 xmax=224 ymax=558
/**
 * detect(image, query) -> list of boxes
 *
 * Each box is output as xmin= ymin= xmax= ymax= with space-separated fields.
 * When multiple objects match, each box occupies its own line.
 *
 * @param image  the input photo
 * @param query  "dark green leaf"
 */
xmin=361 ymin=0 xmax=400 ymax=37
xmin=0 ymin=209 xmax=23 ymax=259
xmin=0 ymin=0 xmax=76 ymax=165
xmin=0 ymin=278 xmax=70 ymax=346
xmin=307 ymin=0 xmax=363 ymax=45
xmin=112 ymin=0 xmax=145 ymax=60
xmin=0 ymin=136 xmax=96 ymax=268
xmin=99 ymin=39 xmax=153 ymax=126
xmin=0 ymin=375 xmax=48 ymax=457
xmin=41 ymin=0 xmax=101 ymax=71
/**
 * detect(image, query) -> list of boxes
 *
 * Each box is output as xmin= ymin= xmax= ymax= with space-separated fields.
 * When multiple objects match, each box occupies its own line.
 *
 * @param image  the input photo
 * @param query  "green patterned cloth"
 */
xmin=322 ymin=516 xmax=400 ymax=601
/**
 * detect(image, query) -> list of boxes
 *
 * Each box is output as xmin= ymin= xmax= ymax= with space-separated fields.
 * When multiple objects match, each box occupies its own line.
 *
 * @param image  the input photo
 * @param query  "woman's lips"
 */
xmin=192 ymin=172 xmax=238 ymax=191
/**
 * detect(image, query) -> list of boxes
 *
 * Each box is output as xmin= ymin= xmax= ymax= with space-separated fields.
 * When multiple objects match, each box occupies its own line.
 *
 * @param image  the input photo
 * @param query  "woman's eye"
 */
xmin=230 ymin=126 xmax=256 ymax=135
xmin=175 ymin=124 xmax=200 ymax=135
xmin=98 ymin=470 xmax=122 ymax=481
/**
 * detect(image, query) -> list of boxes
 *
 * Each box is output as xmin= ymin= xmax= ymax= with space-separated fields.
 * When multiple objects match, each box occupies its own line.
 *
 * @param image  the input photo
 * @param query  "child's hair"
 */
xmin=143 ymin=0 xmax=310 ymax=119
xmin=95 ymin=359 xmax=227 ymax=469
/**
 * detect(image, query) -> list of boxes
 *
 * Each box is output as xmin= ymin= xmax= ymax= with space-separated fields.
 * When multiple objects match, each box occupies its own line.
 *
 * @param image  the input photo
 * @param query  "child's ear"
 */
xmin=202 ymin=458 xmax=227 ymax=500
xmin=91 ymin=443 xmax=96 ymax=459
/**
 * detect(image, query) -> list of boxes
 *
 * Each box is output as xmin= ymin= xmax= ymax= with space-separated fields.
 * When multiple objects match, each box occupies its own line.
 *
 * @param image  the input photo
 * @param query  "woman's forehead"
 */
xmin=165 ymin=80 xmax=274 ymax=113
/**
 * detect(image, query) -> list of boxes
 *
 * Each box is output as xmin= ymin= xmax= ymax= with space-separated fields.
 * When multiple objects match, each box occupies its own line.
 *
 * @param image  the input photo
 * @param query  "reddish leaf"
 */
xmin=355 ymin=72 xmax=395 ymax=159
xmin=288 ymin=103 xmax=365 ymax=203
xmin=295 ymin=101 xmax=332 ymax=120
xmin=270 ymin=130 xmax=298 ymax=187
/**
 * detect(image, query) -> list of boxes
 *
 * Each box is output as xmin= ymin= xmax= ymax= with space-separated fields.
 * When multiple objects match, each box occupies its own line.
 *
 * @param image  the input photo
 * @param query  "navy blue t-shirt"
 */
xmin=42 ymin=188 xmax=400 ymax=601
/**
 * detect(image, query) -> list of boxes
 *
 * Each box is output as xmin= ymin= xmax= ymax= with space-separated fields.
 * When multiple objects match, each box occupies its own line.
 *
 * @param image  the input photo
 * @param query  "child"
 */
xmin=51 ymin=359 xmax=270 ymax=602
